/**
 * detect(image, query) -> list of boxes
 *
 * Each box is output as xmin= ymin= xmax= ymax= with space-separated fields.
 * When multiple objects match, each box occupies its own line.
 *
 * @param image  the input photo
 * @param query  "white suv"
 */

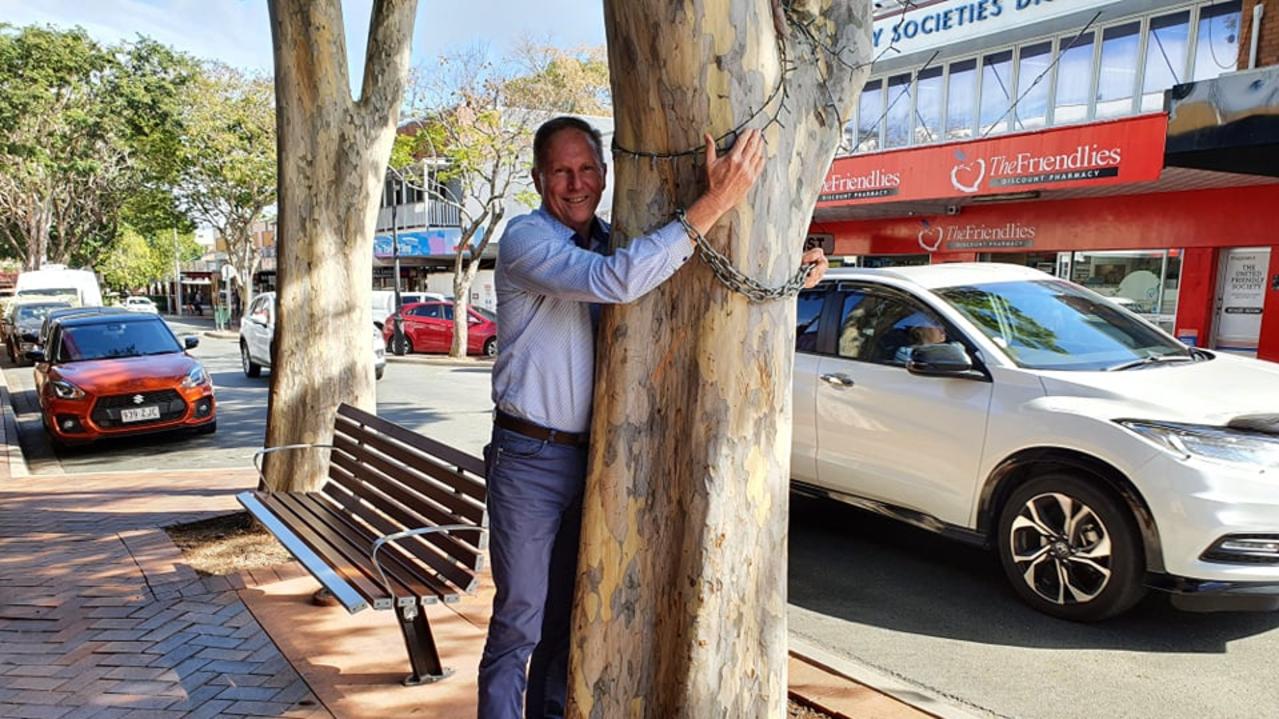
xmin=792 ymin=263 xmax=1279 ymax=620
xmin=240 ymin=292 xmax=386 ymax=381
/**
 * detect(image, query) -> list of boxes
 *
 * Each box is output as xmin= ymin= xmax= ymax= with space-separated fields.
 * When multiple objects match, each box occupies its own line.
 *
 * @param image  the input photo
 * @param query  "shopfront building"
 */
xmin=811 ymin=0 xmax=1279 ymax=359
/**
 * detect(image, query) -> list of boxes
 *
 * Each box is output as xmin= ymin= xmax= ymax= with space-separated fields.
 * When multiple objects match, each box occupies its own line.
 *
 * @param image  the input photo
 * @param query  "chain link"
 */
xmin=676 ymin=210 xmax=813 ymax=303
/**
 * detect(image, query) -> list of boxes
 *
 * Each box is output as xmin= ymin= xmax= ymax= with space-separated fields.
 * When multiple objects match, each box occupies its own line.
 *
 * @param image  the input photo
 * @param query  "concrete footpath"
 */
xmin=0 ymin=364 xmax=944 ymax=718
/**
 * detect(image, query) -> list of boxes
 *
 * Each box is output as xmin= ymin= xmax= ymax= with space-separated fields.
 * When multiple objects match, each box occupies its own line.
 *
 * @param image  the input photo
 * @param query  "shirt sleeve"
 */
xmin=499 ymin=218 xmax=693 ymax=304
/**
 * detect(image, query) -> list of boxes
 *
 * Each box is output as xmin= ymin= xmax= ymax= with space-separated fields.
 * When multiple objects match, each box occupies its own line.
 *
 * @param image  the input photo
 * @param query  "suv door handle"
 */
xmin=820 ymin=372 xmax=855 ymax=388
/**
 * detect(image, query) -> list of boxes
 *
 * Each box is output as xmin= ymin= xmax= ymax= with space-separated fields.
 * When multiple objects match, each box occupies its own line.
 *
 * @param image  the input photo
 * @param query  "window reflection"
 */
xmin=980 ymin=51 xmax=1014 ymax=136
xmin=885 ymin=74 xmax=913 ymax=148
xmin=1096 ymin=22 xmax=1140 ymax=118
xmin=914 ymin=67 xmax=944 ymax=144
xmin=1142 ymin=12 xmax=1190 ymax=111
xmin=857 ymin=80 xmax=884 ymax=152
xmin=1193 ymin=1 xmax=1241 ymax=81
xmin=1015 ymin=42 xmax=1053 ymax=130
xmin=1054 ymin=31 xmax=1095 ymax=123
xmin=946 ymin=59 xmax=977 ymax=141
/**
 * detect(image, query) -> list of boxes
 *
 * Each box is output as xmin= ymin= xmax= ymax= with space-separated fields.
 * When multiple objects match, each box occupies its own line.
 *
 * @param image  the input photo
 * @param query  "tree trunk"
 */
xmin=568 ymin=2 xmax=869 ymax=716
xmin=449 ymin=253 xmax=471 ymax=358
xmin=264 ymin=0 xmax=417 ymax=492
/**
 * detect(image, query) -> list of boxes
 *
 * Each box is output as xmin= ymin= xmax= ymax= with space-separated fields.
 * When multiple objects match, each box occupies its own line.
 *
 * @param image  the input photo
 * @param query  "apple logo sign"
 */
xmin=950 ymin=150 xmax=985 ymax=194
xmin=917 ymin=221 xmax=943 ymax=252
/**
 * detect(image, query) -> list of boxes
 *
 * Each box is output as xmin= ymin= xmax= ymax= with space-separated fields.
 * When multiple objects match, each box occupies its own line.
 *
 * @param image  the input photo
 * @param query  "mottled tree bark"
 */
xmin=264 ymin=0 xmax=416 ymax=492
xmin=568 ymin=2 xmax=869 ymax=716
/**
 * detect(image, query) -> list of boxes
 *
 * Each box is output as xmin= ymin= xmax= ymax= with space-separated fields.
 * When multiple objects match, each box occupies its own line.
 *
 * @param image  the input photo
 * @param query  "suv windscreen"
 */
xmin=58 ymin=319 xmax=181 ymax=362
xmin=936 ymin=279 xmax=1190 ymax=371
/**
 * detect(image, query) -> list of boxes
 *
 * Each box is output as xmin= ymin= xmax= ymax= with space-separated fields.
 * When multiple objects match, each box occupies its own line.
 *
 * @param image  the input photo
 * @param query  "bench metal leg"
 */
xmin=398 ymin=604 xmax=453 ymax=686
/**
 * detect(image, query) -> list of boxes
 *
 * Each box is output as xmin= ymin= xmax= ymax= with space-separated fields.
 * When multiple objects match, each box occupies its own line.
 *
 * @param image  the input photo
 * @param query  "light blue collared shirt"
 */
xmin=491 ymin=207 xmax=692 ymax=433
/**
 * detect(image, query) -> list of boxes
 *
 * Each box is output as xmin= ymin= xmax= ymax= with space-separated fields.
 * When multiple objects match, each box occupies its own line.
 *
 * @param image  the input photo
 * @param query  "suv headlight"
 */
xmin=1118 ymin=420 xmax=1279 ymax=469
xmin=50 ymin=380 xmax=85 ymax=400
xmin=181 ymin=365 xmax=210 ymax=388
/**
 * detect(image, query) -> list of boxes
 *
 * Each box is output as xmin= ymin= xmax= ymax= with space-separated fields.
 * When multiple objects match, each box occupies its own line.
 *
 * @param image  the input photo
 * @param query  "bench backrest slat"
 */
xmin=329 ymin=426 xmax=484 ymax=525
xmin=318 ymin=482 xmax=477 ymax=595
xmin=325 ymin=455 xmax=483 ymax=582
xmin=337 ymin=405 xmax=487 ymax=497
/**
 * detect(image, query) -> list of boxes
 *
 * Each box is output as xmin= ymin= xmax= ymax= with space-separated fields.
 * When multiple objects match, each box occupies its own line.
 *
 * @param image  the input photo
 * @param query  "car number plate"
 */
xmin=120 ymin=406 xmax=161 ymax=423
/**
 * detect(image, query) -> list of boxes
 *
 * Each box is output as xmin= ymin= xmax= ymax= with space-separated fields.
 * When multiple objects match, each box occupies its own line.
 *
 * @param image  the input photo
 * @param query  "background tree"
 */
xmin=263 ymin=0 xmax=417 ymax=492
xmin=175 ymin=63 xmax=276 ymax=318
xmin=0 ymin=26 xmax=191 ymax=269
xmin=397 ymin=43 xmax=610 ymax=358
xmin=99 ymin=226 xmax=202 ymax=295
xmin=567 ymin=2 xmax=871 ymax=716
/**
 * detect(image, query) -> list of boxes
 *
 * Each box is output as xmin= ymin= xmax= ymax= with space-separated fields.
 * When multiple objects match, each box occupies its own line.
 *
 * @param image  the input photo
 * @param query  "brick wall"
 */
xmin=1239 ymin=0 xmax=1279 ymax=69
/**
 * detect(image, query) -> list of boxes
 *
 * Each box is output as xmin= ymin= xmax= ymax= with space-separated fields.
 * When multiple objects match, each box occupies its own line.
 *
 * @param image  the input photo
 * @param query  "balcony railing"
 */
xmin=376 ymin=200 xmax=462 ymax=232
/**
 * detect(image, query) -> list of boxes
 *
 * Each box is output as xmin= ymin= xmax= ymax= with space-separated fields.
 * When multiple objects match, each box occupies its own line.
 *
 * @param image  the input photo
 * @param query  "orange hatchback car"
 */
xmin=29 ymin=313 xmax=216 ymax=447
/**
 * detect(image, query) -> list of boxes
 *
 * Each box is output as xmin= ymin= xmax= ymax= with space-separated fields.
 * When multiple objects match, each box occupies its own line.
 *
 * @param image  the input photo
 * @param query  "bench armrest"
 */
xmin=370 ymin=525 xmax=489 ymax=603
xmin=253 ymin=444 xmax=336 ymax=486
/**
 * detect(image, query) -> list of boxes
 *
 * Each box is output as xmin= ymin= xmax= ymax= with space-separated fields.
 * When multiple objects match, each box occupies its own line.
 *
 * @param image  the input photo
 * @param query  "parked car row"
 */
xmin=791 ymin=263 xmax=1279 ymax=620
xmin=22 ymin=307 xmax=215 ymax=448
xmin=383 ymin=300 xmax=498 ymax=357
xmin=240 ymin=292 xmax=387 ymax=380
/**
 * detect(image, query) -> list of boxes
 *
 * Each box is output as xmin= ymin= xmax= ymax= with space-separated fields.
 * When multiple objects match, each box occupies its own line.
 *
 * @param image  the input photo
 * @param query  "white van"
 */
xmin=15 ymin=265 xmax=103 ymax=307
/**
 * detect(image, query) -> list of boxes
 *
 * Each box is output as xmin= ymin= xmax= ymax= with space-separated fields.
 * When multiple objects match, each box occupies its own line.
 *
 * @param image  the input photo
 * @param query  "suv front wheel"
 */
xmin=997 ymin=473 xmax=1147 ymax=621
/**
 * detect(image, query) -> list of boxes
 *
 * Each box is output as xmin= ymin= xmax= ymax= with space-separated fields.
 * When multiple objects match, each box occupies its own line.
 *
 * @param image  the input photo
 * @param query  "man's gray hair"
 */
xmin=533 ymin=117 xmax=606 ymax=174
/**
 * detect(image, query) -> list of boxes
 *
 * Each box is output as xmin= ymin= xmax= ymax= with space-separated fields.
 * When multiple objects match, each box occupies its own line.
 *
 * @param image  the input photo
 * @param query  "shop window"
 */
xmin=1054 ymin=31 xmax=1095 ymax=123
xmin=1015 ymin=42 xmax=1054 ymax=130
xmin=980 ymin=51 xmax=1014 ymax=136
xmin=946 ymin=59 xmax=977 ymax=141
xmin=1069 ymin=250 xmax=1182 ymax=332
xmin=1141 ymin=11 xmax=1191 ymax=111
xmin=856 ymin=79 xmax=884 ymax=153
xmin=1193 ymin=1 xmax=1242 ymax=81
xmin=1096 ymin=22 xmax=1140 ymax=118
xmin=885 ymin=74 xmax=913 ymax=149
xmin=914 ymin=66 xmax=944 ymax=144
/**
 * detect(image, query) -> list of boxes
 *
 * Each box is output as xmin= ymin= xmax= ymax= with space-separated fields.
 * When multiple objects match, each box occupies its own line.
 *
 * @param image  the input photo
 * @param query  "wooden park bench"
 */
xmin=237 ymin=403 xmax=487 ymax=685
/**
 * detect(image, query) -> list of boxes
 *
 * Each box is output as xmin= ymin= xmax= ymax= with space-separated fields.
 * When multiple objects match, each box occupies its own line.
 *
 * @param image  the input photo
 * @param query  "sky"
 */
xmin=0 ymin=0 xmax=607 ymax=86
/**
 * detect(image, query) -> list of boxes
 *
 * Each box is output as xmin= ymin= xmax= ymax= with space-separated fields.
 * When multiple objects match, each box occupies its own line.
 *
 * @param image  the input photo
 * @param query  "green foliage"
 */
xmin=505 ymin=44 xmax=611 ymax=114
xmin=0 ymin=25 xmax=195 ymax=269
xmin=99 ymin=225 xmax=201 ymax=292
xmin=173 ymin=62 xmax=275 ymax=292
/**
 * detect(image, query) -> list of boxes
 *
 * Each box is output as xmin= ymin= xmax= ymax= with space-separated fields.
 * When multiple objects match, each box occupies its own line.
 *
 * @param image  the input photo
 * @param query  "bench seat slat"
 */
xmin=330 ymin=426 xmax=485 ymax=523
xmin=281 ymin=491 xmax=460 ymax=603
xmin=259 ymin=493 xmax=402 ymax=609
xmin=238 ymin=491 xmax=370 ymax=614
xmin=329 ymin=432 xmax=484 ymax=525
xmin=270 ymin=492 xmax=447 ymax=605
xmin=327 ymin=449 xmax=484 ymax=570
xmin=320 ymin=472 xmax=478 ymax=594
xmin=337 ymin=406 xmax=486 ymax=496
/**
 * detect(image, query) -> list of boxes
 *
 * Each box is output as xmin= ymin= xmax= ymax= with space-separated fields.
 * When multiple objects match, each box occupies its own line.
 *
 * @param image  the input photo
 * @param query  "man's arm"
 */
xmin=500 ymin=218 xmax=691 ymax=305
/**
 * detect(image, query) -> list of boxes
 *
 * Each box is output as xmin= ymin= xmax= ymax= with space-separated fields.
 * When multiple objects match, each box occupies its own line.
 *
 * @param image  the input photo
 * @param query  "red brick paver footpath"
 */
xmin=0 ymin=468 xmax=332 ymax=719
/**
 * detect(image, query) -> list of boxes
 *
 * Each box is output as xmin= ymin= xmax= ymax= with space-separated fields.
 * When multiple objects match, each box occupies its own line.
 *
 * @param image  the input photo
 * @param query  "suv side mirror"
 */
xmin=184 ymin=336 xmax=200 ymax=350
xmin=906 ymin=343 xmax=977 ymax=378
xmin=25 ymin=349 xmax=46 ymax=364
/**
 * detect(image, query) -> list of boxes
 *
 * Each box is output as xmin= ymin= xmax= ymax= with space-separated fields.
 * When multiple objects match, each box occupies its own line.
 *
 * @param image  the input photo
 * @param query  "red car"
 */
xmin=383 ymin=301 xmax=498 ymax=357
xmin=31 ymin=313 xmax=216 ymax=447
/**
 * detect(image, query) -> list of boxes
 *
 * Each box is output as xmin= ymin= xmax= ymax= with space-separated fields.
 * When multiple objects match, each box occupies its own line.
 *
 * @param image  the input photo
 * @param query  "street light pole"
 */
xmin=173 ymin=228 xmax=183 ymax=317
xmin=390 ymin=173 xmax=406 ymax=354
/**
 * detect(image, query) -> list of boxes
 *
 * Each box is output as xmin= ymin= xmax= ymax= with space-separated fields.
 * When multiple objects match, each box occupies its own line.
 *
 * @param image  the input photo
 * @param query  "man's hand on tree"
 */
xmin=801 ymin=247 xmax=829 ymax=288
xmin=684 ymin=129 xmax=766 ymax=242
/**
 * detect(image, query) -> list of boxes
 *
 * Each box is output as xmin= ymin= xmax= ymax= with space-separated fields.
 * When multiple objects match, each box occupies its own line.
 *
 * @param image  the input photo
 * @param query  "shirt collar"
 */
xmin=536 ymin=206 xmax=610 ymax=251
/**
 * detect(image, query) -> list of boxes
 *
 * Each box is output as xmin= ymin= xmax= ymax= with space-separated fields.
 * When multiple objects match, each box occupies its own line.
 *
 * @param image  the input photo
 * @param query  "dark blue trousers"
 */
xmin=478 ymin=426 xmax=586 ymax=719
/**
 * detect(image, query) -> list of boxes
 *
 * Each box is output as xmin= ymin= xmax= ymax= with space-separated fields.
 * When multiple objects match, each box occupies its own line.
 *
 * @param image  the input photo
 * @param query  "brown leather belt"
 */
xmin=494 ymin=411 xmax=589 ymax=447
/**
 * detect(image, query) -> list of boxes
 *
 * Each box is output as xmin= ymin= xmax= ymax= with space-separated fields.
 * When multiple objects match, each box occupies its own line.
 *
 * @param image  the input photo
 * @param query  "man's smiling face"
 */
xmin=533 ymin=128 xmax=607 ymax=238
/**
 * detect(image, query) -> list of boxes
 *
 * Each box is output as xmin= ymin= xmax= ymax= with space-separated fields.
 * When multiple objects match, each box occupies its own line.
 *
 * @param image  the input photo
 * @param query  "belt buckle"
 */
xmin=546 ymin=429 xmax=559 ymax=444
